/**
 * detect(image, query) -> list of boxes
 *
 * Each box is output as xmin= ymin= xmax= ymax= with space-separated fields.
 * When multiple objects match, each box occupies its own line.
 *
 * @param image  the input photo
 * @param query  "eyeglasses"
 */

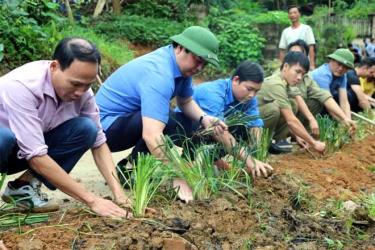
xmin=192 ymin=54 xmax=207 ymax=67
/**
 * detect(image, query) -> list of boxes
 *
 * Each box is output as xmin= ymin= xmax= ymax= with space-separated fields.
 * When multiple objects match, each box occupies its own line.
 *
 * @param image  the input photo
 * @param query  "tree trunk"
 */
xmin=93 ymin=0 xmax=107 ymax=18
xmin=64 ymin=0 xmax=74 ymax=24
xmin=113 ymin=0 xmax=121 ymax=16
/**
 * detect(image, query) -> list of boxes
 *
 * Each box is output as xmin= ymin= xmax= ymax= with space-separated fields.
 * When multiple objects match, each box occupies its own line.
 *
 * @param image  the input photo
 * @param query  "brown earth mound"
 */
xmin=1 ymin=135 xmax=374 ymax=249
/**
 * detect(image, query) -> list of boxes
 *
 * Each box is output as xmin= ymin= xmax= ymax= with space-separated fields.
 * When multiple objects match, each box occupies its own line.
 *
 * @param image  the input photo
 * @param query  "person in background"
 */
xmin=285 ymin=40 xmax=356 ymax=144
xmin=279 ymin=5 xmax=316 ymax=70
xmin=311 ymin=48 xmax=355 ymax=119
xmin=176 ymin=60 xmax=273 ymax=177
xmin=257 ymin=52 xmax=325 ymax=154
xmin=346 ymin=57 xmax=375 ymax=112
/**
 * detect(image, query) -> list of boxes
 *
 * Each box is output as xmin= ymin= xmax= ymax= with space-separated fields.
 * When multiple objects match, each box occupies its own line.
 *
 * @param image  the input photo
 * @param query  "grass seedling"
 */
xmin=117 ymin=154 xmax=165 ymax=217
xmin=193 ymin=104 xmax=258 ymax=137
xmin=0 ymin=176 xmax=49 ymax=229
xmin=0 ymin=173 xmax=6 ymax=190
xmin=0 ymin=212 xmax=49 ymax=228
xmin=162 ymin=136 xmax=249 ymax=200
xmin=248 ymin=128 xmax=271 ymax=162
xmin=317 ymin=114 xmax=350 ymax=153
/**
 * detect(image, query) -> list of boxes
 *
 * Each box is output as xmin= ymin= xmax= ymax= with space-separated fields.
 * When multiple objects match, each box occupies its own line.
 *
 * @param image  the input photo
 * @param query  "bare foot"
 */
xmin=172 ymin=178 xmax=193 ymax=203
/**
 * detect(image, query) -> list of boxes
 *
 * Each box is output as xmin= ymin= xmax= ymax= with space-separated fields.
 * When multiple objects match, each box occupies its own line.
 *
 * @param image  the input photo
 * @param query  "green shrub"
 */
xmin=0 ymin=0 xmax=62 ymax=69
xmin=208 ymin=13 xmax=266 ymax=70
xmin=94 ymin=15 xmax=193 ymax=47
xmin=306 ymin=6 xmax=357 ymax=65
xmin=124 ymin=0 xmax=191 ymax=21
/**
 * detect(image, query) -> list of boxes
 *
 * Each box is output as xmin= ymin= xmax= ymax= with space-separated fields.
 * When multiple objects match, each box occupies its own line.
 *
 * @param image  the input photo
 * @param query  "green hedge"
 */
xmin=94 ymin=15 xmax=193 ymax=47
xmin=0 ymin=1 xmax=62 ymax=70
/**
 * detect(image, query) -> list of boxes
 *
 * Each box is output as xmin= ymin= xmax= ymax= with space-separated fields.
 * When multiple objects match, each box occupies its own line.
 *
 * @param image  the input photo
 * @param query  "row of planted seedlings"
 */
xmin=116 ymin=110 xmax=273 ymax=217
xmin=0 ymin=173 xmax=49 ymax=230
xmin=316 ymin=110 xmax=375 ymax=154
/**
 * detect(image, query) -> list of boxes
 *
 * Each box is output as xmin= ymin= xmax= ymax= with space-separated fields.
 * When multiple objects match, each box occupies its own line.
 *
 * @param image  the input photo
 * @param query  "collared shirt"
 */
xmin=0 ymin=60 xmax=106 ymax=160
xmin=257 ymin=72 xmax=296 ymax=110
xmin=311 ymin=63 xmax=347 ymax=97
xmin=279 ymin=24 xmax=315 ymax=49
xmin=95 ymin=45 xmax=193 ymax=130
xmin=272 ymin=69 xmax=332 ymax=104
xmin=190 ymin=78 xmax=263 ymax=128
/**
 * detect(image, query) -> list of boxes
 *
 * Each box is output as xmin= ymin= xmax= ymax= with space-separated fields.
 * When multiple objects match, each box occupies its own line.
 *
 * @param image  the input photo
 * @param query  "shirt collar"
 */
xmin=43 ymin=61 xmax=59 ymax=104
xmin=225 ymin=78 xmax=235 ymax=105
xmin=168 ymin=45 xmax=183 ymax=79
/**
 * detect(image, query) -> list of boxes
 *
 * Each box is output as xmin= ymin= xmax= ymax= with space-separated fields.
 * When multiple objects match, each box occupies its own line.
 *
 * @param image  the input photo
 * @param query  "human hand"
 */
xmin=342 ymin=119 xmax=356 ymax=135
xmin=309 ymin=119 xmax=320 ymax=138
xmin=114 ymin=192 xmax=132 ymax=208
xmin=312 ymin=140 xmax=325 ymax=153
xmin=201 ymin=115 xmax=227 ymax=134
xmin=246 ymin=158 xmax=273 ymax=178
xmin=172 ymin=178 xmax=193 ymax=203
xmin=296 ymin=136 xmax=309 ymax=149
xmin=88 ymin=196 xmax=132 ymax=218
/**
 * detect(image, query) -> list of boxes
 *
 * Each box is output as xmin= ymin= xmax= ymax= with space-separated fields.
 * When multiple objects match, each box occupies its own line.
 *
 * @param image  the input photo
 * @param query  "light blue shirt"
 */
xmin=187 ymin=78 xmax=263 ymax=128
xmin=311 ymin=63 xmax=347 ymax=97
xmin=95 ymin=45 xmax=193 ymax=130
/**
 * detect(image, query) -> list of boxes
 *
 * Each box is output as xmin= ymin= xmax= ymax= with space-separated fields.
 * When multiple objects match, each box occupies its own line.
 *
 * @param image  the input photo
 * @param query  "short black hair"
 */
xmin=358 ymin=57 xmax=375 ymax=68
xmin=281 ymin=51 xmax=310 ymax=72
xmin=288 ymin=5 xmax=300 ymax=12
xmin=287 ymin=39 xmax=309 ymax=56
xmin=53 ymin=37 xmax=101 ymax=71
xmin=232 ymin=60 xmax=264 ymax=84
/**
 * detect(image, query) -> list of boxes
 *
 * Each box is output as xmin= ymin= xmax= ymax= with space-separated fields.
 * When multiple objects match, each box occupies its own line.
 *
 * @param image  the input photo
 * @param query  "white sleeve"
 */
xmin=279 ymin=29 xmax=288 ymax=49
xmin=305 ymin=25 xmax=316 ymax=45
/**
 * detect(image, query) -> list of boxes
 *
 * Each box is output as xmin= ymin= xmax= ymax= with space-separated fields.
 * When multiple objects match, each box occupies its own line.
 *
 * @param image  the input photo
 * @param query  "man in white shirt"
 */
xmin=279 ymin=5 xmax=316 ymax=70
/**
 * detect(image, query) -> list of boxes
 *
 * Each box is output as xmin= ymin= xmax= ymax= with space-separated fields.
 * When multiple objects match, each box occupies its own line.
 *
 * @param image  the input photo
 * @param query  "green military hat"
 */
xmin=327 ymin=48 xmax=354 ymax=69
xmin=170 ymin=26 xmax=219 ymax=67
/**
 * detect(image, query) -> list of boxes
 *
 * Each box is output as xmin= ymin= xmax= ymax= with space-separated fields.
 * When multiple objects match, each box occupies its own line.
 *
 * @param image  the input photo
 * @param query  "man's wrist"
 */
xmin=199 ymin=114 xmax=207 ymax=125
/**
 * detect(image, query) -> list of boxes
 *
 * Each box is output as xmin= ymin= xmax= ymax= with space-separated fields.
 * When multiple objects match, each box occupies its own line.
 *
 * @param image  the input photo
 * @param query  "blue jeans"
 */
xmin=105 ymin=110 xmax=198 ymax=161
xmin=0 ymin=117 xmax=97 ymax=190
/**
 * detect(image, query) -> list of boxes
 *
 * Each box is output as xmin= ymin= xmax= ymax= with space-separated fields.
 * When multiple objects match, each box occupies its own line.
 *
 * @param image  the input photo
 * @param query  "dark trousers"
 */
xmin=105 ymin=111 xmax=251 ymax=162
xmin=105 ymin=111 xmax=197 ymax=161
xmin=0 ymin=117 xmax=97 ymax=190
xmin=333 ymin=89 xmax=363 ymax=113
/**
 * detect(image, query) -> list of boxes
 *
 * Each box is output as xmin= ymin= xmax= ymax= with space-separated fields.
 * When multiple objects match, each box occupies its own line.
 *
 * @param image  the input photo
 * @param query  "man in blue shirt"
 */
xmin=181 ymin=60 xmax=272 ymax=175
xmin=96 ymin=26 xmax=227 ymax=202
xmin=311 ymin=49 xmax=354 ymax=119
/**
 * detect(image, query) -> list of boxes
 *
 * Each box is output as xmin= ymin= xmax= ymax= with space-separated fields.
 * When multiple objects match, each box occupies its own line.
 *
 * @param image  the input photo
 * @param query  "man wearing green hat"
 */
xmin=95 ymin=26 xmax=226 ymax=202
xmin=311 ymin=48 xmax=355 ymax=119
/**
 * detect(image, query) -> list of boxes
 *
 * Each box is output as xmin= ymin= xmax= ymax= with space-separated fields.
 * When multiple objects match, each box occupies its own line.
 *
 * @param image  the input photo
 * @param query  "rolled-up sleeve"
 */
xmin=1 ymin=81 xmax=47 ymax=160
xmin=80 ymin=90 xmax=107 ymax=148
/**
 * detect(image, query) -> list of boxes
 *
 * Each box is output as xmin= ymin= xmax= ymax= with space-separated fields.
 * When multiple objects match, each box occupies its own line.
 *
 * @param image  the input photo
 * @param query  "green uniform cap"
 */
xmin=327 ymin=48 xmax=354 ymax=69
xmin=170 ymin=26 xmax=219 ymax=67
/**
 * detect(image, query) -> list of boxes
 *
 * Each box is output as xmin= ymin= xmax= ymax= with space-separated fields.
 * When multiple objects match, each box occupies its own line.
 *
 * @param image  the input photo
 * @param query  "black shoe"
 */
xmin=268 ymin=140 xmax=293 ymax=154
xmin=116 ymin=158 xmax=134 ymax=189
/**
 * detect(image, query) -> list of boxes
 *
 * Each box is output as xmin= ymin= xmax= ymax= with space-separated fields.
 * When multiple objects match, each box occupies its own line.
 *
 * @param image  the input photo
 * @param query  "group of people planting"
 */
xmin=0 ymin=5 xmax=374 ymax=217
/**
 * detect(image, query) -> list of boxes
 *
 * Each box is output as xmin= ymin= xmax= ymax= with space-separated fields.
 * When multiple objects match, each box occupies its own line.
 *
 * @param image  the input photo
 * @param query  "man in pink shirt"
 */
xmin=0 ymin=38 xmax=129 ymax=217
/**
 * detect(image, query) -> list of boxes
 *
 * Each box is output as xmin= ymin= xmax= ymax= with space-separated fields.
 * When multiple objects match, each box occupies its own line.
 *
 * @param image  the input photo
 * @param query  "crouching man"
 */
xmin=0 ymin=38 xmax=129 ymax=217
xmin=257 ymin=52 xmax=326 ymax=153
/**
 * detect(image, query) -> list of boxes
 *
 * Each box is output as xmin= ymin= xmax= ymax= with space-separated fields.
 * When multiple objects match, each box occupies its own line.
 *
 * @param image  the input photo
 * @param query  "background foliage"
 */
xmin=0 ymin=0 xmax=372 ymax=79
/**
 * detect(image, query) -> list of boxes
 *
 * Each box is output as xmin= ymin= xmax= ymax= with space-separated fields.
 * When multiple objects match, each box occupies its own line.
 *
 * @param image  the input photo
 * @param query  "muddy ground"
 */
xmin=1 ymin=134 xmax=374 ymax=249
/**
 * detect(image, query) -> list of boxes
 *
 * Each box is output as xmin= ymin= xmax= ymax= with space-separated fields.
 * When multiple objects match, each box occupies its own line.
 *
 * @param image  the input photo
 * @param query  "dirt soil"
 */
xmin=1 ymin=134 xmax=375 ymax=249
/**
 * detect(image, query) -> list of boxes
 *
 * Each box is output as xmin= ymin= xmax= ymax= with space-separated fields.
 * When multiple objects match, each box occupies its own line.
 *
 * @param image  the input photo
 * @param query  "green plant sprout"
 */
xmin=117 ymin=154 xmax=165 ymax=217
